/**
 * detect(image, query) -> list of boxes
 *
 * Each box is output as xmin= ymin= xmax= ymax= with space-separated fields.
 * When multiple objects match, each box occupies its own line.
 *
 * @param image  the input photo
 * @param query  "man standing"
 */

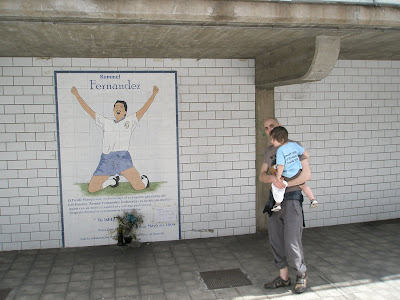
xmin=259 ymin=117 xmax=311 ymax=294
xmin=71 ymin=85 xmax=159 ymax=193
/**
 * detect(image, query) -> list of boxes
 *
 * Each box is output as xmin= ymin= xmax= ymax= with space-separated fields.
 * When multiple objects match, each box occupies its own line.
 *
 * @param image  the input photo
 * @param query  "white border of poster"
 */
xmin=54 ymin=71 xmax=180 ymax=247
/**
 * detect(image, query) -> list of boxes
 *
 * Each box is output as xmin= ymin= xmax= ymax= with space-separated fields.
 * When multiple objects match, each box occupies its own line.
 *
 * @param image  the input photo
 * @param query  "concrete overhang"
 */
xmin=256 ymin=35 xmax=341 ymax=88
xmin=1 ymin=1 xmax=400 ymax=88
xmin=1 ymin=0 xmax=400 ymax=60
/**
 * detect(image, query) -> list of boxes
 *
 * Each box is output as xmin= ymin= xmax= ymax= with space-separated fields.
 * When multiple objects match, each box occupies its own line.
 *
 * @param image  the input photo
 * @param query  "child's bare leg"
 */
xmin=299 ymin=183 xmax=314 ymax=200
xmin=300 ymin=183 xmax=318 ymax=208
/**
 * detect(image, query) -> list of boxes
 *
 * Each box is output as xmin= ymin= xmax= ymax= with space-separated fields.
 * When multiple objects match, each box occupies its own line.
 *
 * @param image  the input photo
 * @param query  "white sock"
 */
xmin=102 ymin=177 xmax=115 ymax=189
xmin=141 ymin=175 xmax=149 ymax=188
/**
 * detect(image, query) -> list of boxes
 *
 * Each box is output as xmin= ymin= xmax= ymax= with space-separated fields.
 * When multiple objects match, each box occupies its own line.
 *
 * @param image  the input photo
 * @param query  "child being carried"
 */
xmin=269 ymin=126 xmax=318 ymax=212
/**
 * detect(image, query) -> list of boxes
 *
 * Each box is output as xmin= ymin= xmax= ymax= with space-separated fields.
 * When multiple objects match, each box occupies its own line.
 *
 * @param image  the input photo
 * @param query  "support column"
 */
xmin=255 ymin=88 xmax=274 ymax=232
xmin=255 ymin=35 xmax=340 ymax=232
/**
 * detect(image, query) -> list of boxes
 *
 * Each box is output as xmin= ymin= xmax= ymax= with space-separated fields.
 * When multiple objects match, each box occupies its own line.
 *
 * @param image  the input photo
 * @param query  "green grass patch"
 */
xmin=77 ymin=181 xmax=166 ymax=196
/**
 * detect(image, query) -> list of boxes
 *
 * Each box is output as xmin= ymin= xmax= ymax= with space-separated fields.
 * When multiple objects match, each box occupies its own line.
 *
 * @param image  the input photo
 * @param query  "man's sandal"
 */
xmin=264 ymin=276 xmax=291 ymax=289
xmin=294 ymin=274 xmax=308 ymax=294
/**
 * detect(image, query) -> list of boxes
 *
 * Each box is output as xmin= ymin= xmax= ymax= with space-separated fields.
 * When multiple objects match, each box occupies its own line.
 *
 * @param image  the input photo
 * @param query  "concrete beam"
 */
xmin=255 ymin=35 xmax=341 ymax=89
xmin=1 ymin=1 xmax=400 ymax=29
xmin=0 ymin=1 xmax=399 ymax=59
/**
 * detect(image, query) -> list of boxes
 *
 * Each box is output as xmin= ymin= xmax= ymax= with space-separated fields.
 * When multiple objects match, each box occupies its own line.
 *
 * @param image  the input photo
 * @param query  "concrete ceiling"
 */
xmin=1 ymin=0 xmax=400 ymax=60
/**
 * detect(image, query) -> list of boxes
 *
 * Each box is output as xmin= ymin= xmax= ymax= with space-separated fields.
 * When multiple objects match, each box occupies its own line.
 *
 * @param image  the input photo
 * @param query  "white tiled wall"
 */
xmin=1 ymin=57 xmax=399 ymax=251
xmin=275 ymin=60 xmax=400 ymax=227
xmin=0 ymin=57 xmax=256 ymax=251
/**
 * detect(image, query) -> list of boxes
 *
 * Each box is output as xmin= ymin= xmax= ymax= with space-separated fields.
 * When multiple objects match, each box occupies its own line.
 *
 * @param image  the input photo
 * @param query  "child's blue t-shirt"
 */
xmin=276 ymin=142 xmax=305 ymax=178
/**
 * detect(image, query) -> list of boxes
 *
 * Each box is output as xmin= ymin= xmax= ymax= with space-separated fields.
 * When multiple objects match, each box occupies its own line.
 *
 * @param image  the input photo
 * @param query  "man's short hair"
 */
xmin=270 ymin=126 xmax=288 ymax=144
xmin=114 ymin=100 xmax=127 ymax=112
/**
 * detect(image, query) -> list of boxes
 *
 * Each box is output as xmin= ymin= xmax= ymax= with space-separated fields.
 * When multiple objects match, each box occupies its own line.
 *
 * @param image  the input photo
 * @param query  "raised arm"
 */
xmin=71 ymin=86 xmax=95 ymax=120
xmin=136 ymin=86 xmax=159 ymax=121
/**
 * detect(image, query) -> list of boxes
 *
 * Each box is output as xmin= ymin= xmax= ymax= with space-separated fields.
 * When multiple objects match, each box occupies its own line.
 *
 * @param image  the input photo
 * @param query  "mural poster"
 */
xmin=55 ymin=71 xmax=180 ymax=247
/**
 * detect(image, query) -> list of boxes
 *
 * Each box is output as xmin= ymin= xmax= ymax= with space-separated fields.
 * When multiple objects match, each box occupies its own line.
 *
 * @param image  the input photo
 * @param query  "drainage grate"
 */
xmin=200 ymin=268 xmax=252 ymax=290
xmin=0 ymin=289 xmax=11 ymax=300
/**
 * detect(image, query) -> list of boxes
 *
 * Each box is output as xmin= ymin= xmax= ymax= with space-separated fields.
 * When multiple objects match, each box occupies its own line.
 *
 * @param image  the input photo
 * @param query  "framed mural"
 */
xmin=54 ymin=71 xmax=180 ymax=247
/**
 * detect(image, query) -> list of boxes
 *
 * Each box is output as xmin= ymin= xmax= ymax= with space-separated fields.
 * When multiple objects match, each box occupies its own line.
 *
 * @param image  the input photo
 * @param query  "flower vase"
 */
xmin=124 ymin=235 xmax=132 ymax=244
xmin=117 ymin=229 xmax=125 ymax=246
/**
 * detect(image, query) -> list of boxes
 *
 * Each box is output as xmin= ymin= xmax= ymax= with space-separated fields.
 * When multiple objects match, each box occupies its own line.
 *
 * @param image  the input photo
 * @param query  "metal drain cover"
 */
xmin=200 ymin=268 xmax=252 ymax=290
xmin=0 ymin=289 xmax=11 ymax=300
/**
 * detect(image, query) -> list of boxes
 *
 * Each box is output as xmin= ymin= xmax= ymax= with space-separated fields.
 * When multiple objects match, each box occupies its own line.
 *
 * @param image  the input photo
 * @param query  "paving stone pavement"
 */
xmin=0 ymin=219 xmax=399 ymax=300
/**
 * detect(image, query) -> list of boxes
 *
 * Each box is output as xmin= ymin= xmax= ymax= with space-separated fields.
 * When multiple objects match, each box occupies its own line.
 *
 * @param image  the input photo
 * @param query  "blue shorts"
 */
xmin=93 ymin=151 xmax=133 ymax=176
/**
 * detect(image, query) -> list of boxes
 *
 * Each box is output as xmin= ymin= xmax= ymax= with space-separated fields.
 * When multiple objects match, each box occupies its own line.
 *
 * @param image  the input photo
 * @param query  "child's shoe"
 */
xmin=310 ymin=200 xmax=318 ymax=208
xmin=271 ymin=204 xmax=281 ymax=212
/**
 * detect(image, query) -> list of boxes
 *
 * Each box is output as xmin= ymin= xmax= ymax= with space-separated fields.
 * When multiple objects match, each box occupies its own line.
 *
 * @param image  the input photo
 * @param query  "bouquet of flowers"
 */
xmin=114 ymin=209 xmax=143 ymax=242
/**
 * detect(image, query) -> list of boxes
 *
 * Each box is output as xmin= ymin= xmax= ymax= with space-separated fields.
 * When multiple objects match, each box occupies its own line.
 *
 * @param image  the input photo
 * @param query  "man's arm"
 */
xmin=302 ymin=149 xmax=309 ymax=160
xmin=136 ymin=86 xmax=159 ymax=121
xmin=286 ymin=158 xmax=311 ymax=187
xmin=259 ymin=162 xmax=286 ymax=189
xmin=71 ymin=86 xmax=95 ymax=120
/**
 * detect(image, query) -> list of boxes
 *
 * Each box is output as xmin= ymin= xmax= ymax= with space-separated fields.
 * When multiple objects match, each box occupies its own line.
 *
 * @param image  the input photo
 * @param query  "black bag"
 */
xmin=263 ymin=190 xmax=275 ymax=216
xmin=262 ymin=189 xmax=305 ymax=227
